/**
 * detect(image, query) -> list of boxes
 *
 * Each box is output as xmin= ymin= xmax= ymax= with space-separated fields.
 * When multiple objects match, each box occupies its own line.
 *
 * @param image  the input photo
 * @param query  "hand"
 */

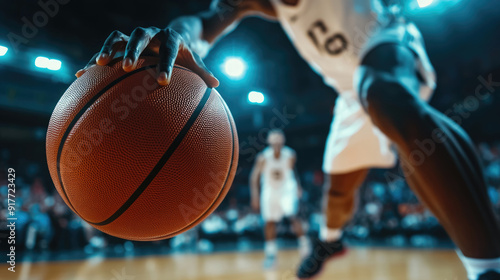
xmin=297 ymin=187 xmax=303 ymax=199
xmin=75 ymin=27 xmax=219 ymax=87
xmin=251 ymin=197 xmax=260 ymax=212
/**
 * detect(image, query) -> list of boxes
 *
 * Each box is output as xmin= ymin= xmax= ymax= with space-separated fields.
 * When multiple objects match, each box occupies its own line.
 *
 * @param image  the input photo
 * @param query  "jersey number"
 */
xmin=307 ymin=20 xmax=348 ymax=56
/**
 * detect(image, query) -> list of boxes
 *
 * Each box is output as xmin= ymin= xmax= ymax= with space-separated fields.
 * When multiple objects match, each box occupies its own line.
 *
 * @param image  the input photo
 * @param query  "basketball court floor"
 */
xmin=1 ymin=248 xmax=466 ymax=280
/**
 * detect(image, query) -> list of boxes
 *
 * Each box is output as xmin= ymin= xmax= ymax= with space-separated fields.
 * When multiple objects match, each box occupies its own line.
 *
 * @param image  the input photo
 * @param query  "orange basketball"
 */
xmin=46 ymin=57 xmax=238 ymax=241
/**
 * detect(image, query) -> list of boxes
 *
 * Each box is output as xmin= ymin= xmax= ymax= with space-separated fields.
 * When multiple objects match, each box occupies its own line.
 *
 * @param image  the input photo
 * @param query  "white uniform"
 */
xmin=260 ymin=146 xmax=299 ymax=222
xmin=270 ymin=0 xmax=437 ymax=173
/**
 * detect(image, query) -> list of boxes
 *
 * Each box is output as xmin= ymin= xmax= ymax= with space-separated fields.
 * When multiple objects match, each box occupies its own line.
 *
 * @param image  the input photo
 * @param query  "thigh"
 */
xmin=357 ymin=43 xmax=422 ymax=103
xmin=363 ymin=41 xmax=418 ymax=73
xmin=357 ymin=21 xmax=436 ymax=103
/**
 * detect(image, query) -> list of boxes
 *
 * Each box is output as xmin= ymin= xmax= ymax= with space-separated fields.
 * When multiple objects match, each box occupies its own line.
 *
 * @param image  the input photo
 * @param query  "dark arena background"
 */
xmin=1 ymin=0 xmax=500 ymax=279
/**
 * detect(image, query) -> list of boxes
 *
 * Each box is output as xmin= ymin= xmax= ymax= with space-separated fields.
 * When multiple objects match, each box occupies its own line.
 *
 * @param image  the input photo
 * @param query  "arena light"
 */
xmin=417 ymin=0 xmax=434 ymax=7
xmin=35 ymin=56 xmax=50 ymax=68
xmin=35 ymin=56 xmax=62 ymax=71
xmin=248 ymin=91 xmax=265 ymax=104
xmin=223 ymin=57 xmax=246 ymax=78
xmin=0 ymin=45 xmax=8 ymax=56
xmin=47 ymin=59 xmax=62 ymax=71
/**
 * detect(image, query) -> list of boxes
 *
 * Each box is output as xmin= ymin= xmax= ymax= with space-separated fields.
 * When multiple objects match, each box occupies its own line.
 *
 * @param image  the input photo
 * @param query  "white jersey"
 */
xmin=260 ymin=146 xmax=296 ymax=190
xmin=270 ymin=0 xmax=392 ymax=93
xmin=269 ymin=1 xmax=437 ymax=175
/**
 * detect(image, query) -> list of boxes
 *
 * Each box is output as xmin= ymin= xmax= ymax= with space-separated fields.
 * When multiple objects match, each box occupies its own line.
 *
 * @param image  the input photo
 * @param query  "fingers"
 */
xmin=75 ymin=52 xmax=99 ymax=78
xmin=188 ymin=50 xmax=219 ymax=88
xmin=78 ymin=27 xmax=219 ymax=89
xmin=97 ymin=30 xmax=129 ymax=66
xmin=159 ymin=39 xmax=219 ymax=87
xmin=123 ymin=27 xmax=159 ymax=72
xmin=158 ymin=29 xmax=181 ymax=86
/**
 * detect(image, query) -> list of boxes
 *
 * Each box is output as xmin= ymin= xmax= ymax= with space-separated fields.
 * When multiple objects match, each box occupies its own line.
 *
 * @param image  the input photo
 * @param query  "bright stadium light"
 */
xmin=418 ymin=0 xmax=434 ymax=7
xmin=35 ymin=56 xmax=62 ymax=71
xmin=47 ymin=59 xmax=62 ymax=70
xmin=0 ymin=45 xmax=8 ymax=56
xmin=248 ymin=91 xmax=265 ymax=104
xmin=223 ymin=57 xmax=246 ymax=78
xmin=35 ymin=56 xmax=50 ymax=68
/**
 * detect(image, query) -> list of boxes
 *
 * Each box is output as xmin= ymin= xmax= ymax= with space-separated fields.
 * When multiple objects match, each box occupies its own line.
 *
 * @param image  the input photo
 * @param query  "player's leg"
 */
xmin=289 ymin=216 xmax=309 ymax=258
xmin=323 ymin=169 xmax=369 ymax=241
xmin=264 ymin=221 xmax=277 ymax=253
xmin=358 ymin=43 xmax=500 ymax=280
xmin=296 ymin=170 xmax=368 ymax=279
xmin=261 ymin=188 xmax=281 ymax=269
xmin=282 ymin=183 xmax=309 ymax=258
xmin=297 ymin=87 xmax=395 ymax=279
xmin=290 ymin=217 xmax=304 ymax=237
xmin=263 ymin=221 xmax=279 ymax=269
xmin=318 ymin=84 xmax=395 ymax=244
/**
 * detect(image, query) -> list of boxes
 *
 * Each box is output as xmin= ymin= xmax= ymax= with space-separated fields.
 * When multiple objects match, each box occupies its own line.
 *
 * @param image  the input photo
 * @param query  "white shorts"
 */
xmin=322 ymin=21 xmax=436 ymax=174
xmin=260 ymin=182 xmax=299 ymax=222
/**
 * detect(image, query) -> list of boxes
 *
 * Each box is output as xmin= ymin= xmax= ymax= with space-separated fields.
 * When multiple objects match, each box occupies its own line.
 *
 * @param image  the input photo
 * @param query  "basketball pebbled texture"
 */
xmin=46 ymin=57 xmax=238 ymax=240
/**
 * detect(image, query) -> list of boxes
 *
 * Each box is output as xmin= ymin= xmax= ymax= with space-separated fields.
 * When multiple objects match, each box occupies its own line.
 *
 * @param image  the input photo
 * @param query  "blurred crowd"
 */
xmin=0 ymin=141 xmax=499 ymax=254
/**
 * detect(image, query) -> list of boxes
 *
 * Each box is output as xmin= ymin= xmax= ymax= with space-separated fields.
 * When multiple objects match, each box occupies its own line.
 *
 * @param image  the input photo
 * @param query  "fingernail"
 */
xmin=75 ymin=69 xmax=84 ymax=77
xmin=212 ymin=76 xmax=220 ymax=88
xmin=98 ymin=53 xmax=108 ymax=60
xmin=123 ymin=58 xmax=132 ymax=68
xmin=166 ymin=67 xmax=173 ymax=84
xmin=157 ymin=72 xmax=168 ymax=86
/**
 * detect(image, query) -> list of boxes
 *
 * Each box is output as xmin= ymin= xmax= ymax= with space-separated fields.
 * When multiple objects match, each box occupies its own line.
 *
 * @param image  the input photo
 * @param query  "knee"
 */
xmin=326 ymin=178 xmax=355 ymax=198
xmin=360 ymin=77 xmax=427 ymax=140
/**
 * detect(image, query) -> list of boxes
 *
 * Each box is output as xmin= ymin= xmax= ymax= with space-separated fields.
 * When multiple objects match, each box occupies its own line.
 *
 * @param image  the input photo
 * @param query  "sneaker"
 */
xmin=478 ymin=270 xmax=500 ymax=280
xmin=296 ymin=238 xmax=347 ymax=280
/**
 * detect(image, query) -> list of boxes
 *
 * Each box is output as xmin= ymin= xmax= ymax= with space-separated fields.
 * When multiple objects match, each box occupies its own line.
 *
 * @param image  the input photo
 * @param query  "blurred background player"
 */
xmin=249 ymin=129 xmax=308 ymax=268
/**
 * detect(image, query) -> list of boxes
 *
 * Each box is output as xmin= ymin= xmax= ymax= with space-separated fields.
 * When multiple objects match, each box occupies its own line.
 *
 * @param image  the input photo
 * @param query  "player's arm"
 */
xmin=290 ymin=152 xmax=302 ymax=197
xmin=76 ymin=0 xmax=276 ymax=87
xmin=249 ymin=153 xmax=265 ymax=211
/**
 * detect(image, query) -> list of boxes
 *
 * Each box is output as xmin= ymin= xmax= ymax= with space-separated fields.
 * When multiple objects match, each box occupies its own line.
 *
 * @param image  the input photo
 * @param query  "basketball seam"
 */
xmin=140 ymin=94 xmax=237 ymax=240
xmin=90 ymin=87 xmax=213 ymax=226
xmin=56 ymin=65 xmax=156 ymax=216
xmin=55 ymin=65 xmax=201 ymax=223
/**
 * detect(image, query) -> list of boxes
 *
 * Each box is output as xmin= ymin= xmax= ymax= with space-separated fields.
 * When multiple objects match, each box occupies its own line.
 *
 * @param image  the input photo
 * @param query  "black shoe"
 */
xmin=478 ymin=270 xmax=500 ymax=280
xmin=296 ymin=238 xmax=347 ymax=280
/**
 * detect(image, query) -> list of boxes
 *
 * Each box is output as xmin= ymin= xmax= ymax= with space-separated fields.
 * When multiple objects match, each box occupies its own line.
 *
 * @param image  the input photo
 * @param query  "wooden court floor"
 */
xmin=1 ymin=248 xmax=467 ymax=280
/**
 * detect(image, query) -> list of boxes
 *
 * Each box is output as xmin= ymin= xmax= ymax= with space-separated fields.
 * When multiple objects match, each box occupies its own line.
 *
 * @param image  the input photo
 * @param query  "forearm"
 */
xmin=250 ymin=175 xmax=260 ymax=200
xmin=168 ymin=0 xmax=270 ymax=58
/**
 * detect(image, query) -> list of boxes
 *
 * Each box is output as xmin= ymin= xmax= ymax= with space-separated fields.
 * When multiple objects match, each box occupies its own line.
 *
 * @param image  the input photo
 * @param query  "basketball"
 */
xmin=45 ymin=56 xmax=238 ymax=241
